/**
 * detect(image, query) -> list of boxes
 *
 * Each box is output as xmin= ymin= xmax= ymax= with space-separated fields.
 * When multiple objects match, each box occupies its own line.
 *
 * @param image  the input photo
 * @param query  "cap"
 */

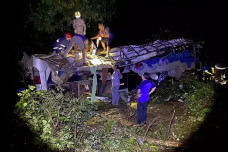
xmin=65 ymin=33 xmax=72 ymax=38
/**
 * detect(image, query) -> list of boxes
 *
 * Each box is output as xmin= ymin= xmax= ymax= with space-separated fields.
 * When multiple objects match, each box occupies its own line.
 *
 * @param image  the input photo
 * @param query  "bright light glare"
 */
xmin=91 ymin=58 xmax=102 ymax=65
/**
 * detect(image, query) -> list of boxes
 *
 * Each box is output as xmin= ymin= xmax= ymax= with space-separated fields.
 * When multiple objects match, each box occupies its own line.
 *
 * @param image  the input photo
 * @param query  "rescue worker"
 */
xmin=110 ymin=65 xmax=123 ymax=105
xmin=73 ymin=11 xmax=86 ymax=36
xmin=202 ymin=65 xmax=215 ymax=81
xmin=202 ymin=63 xmax=227 ymax=84
xmin=63 ymin=33 xmax=87 ymax=65
xmin=53 ymin=33 xmax=72 ymax=57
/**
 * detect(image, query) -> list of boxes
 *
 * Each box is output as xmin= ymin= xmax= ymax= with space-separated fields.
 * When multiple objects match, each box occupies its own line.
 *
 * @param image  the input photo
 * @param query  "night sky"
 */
xmin=111 ymin=0 xmax=228 ymax=65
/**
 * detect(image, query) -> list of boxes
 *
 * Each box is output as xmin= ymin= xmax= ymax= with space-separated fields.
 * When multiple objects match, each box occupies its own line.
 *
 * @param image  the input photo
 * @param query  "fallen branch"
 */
xmin=95 ymin=112 xmax=108 ymax=119
xmin=78 ymin=128 xmax=86 ymax=142
xmin=96 ymin=111 xmax=185 ymax=148
xmin=135 ymin=134 xmax=185 ymax=148
xmin=144 ymin=116 xmax=159 ymax=138
xmin=127 ymin=110 xmax=136 ymax=119
xmin=168 ymin=110 xmax=175 ymax=134
xmin=105 ymin=109 xmax=119 ymax=116
xmin=136 ymin=139 xmax=143 ymax=152
xmin=54 ymin=100 xmax=64 ymax=130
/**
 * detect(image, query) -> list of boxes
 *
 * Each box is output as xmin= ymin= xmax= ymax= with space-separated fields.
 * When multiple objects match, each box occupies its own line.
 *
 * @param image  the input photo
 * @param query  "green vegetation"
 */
xmin=16 ymin=86 xmax=96 ymax=151
xmin=15 ymin=86 xmax=158 ymax=151
xmin=149 ymin=75 xmax=215 ymax=141
xmin=172 ymin=77 xmax=215 ymax=141
xmin=15 ymin=75 xmax=215 ymax=151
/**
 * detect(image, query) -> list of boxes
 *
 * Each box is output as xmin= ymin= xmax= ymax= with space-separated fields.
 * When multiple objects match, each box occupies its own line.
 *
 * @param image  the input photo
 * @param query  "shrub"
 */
xmin=16 ymin=86 xmax=96 ymax=151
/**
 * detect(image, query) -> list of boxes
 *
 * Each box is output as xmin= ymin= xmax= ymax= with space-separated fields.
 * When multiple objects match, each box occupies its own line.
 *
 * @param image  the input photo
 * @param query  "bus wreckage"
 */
xmin=19 ymin=38 xmax=204 ymax=99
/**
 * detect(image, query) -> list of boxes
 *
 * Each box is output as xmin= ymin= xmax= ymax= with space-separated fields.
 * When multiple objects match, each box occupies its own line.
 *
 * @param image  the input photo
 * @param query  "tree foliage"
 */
xmin=28 ymin=0 xmax=117 ymax=36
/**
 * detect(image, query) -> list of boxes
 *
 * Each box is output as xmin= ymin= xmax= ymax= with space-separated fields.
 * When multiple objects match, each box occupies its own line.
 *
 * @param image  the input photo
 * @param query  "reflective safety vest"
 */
xmin=53 ymin=36 xmax=70 ymax=54
xmin=202 ymin=66 xmax=214 ymax=76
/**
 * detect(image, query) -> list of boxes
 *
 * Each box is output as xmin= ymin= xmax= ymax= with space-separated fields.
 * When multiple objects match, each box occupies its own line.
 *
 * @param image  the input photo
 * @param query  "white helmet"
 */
xmin=75 ymin=11 xmax=81 ymax=18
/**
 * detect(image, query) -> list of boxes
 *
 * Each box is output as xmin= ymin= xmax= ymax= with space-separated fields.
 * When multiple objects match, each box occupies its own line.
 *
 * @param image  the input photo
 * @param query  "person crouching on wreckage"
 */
xmin=90 ymin=23 xmax=112 ymax=57
xmin=84 ymin=39 xmax=97 ymax=58
xmin=63 ymin=33 xmax=87 ymax=66
xmin=53 ymin=33 xmax=72 ymax=58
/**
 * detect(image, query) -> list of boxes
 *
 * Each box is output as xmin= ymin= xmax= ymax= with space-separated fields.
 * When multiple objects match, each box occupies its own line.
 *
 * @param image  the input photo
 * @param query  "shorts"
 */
xmin=101 ymin=38 xmax=110 ymax=45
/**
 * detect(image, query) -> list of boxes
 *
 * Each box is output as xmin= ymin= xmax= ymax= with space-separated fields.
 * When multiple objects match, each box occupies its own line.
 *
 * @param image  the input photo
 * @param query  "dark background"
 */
xmin=111 ymin=0 xmax=227 ymax=65
xmin=7 ymin=0 xmax=228 ymax=151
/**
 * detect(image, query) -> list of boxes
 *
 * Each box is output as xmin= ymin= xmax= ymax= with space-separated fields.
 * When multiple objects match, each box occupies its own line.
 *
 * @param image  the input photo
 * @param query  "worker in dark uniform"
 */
xmin=202 ymin=65 xmax=214 ymax=81
xmin=63 ymin=33 xmax=87 ymax=65
xmin=53 ymin=33 xmax=72 ymax=57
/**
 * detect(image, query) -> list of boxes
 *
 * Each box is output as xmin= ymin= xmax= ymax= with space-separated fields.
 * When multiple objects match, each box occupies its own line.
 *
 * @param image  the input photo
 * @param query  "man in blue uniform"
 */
xmin=111 ymin=65 xmax=122 ymax=105
xmin=135 ymin=72 xmax=156 ymax=124
xmin=53 ymin=33 xmax=72 ymax=57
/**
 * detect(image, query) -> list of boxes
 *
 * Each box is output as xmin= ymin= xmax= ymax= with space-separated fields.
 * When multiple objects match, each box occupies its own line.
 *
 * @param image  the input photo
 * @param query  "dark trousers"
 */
xmin=112 ymin=85 xmax=120 ymax=105
xmin=137 ymin=101 xmax=148 ymax=124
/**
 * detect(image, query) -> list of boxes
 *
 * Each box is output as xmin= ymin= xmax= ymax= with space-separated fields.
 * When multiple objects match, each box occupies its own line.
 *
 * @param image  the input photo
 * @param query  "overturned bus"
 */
xmin=110 ymin=38 xmax=203 ymax=83
xmin=19 ymin=38 xmax=203 ymax=94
